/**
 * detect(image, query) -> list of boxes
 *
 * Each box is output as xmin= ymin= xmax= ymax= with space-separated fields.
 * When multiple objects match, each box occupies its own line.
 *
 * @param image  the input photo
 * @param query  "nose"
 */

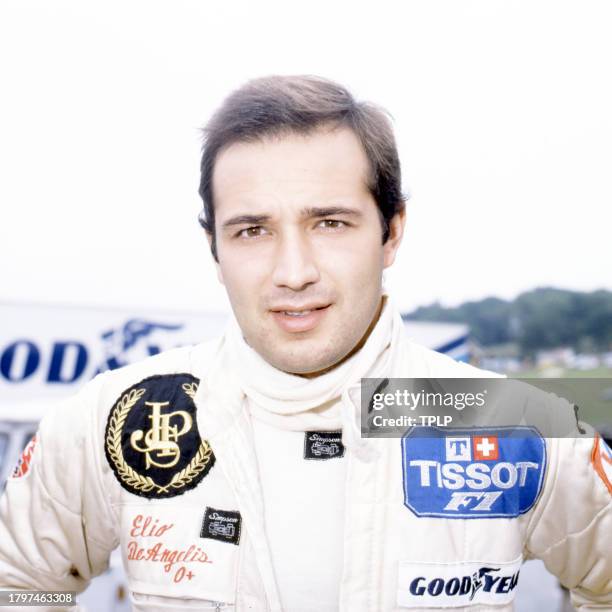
xmin=271 ymin=230 xmax=320 ymax=291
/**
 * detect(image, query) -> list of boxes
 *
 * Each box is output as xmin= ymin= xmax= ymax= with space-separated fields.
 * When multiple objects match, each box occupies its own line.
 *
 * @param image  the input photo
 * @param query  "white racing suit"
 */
xmin=0 ymin=330 xmax=611 ymax=611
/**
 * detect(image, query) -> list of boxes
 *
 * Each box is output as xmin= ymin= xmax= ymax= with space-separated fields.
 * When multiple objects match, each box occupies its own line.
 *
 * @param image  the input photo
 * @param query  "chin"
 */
xmin=270 ymin=347 xmax=346 ymax=377
xmin=251 ymin=322 xmax=356 ymax=375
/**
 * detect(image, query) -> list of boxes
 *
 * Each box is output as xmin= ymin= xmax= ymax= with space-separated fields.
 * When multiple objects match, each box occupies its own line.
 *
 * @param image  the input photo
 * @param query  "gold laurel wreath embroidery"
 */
xmin=181 ymin=382 xmax=198 ymax=400
xmin=106 ymin=388 xmax=155 ymax=492
xmin=167 ymin=381 xmax=214 ymax=492
xmin=106 ymin=381 xmax=213 ymax=495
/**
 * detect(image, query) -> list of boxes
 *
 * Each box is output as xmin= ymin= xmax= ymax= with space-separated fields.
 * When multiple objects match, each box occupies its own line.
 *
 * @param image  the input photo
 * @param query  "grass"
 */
xmin=510 ymin=368 xmax=612 ymax=432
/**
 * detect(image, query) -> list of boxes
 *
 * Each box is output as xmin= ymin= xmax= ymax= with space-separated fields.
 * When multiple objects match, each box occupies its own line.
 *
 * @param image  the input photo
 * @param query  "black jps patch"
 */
xmin=104 ymin=373 xmax=215 ymax=499
xmin=304 ymin=431 xmax=345 ymax=460
xmin=200 ymin=507 xmax=241 ymax=545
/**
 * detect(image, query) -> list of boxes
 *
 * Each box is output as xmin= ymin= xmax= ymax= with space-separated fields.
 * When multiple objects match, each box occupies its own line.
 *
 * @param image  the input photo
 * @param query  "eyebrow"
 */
xmin=221 ymin=206 xmax=363 ymax=230
xmin=221 ymin=214 xmax=270 ymax=229
xmin=304 ymin=206 xmax=363 ymax=219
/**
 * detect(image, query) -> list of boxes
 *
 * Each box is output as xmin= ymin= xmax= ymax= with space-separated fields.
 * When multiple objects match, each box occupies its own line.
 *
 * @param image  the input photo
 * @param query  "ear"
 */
xmin=383 ymin=207 xmax=406 ymax=269
xmin=205 ymin=231 xmax=225 ymax=285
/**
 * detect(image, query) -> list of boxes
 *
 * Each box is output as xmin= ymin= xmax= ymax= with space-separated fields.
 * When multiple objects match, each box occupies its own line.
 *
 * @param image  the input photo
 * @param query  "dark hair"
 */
xmin=198 ymin=75 xmax=407 ymax=260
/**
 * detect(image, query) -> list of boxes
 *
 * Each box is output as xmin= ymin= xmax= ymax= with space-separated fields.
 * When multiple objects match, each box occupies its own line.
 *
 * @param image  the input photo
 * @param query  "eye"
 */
xmin=317 ymin=219 xmax=347 ymax=230
xmin=236 ymin=226 xmax=267 ymax=239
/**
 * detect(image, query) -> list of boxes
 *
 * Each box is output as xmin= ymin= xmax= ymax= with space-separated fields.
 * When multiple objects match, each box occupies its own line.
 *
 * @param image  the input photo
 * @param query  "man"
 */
xmin=0 ymin=75 xmax=610 ymax=611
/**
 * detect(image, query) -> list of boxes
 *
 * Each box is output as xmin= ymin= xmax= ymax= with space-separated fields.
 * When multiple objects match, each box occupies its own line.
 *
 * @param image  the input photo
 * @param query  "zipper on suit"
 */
xmin=201 ymin=602 xmax=230 ymax=611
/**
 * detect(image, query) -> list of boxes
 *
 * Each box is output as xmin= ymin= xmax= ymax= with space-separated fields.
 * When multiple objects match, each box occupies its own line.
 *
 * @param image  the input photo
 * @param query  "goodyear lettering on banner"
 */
xmin=0 ymin=318 xmax=185 ymax=385
xmin=401 ymin=426 xmax=546 ymax=518
xmin=397 ymin=557 xmax=522 ymax=608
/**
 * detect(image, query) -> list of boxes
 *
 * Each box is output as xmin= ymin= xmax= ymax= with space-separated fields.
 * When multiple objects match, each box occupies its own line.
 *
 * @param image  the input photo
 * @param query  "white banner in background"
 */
xmin=0 ymin=302 xmax=229 ymax=406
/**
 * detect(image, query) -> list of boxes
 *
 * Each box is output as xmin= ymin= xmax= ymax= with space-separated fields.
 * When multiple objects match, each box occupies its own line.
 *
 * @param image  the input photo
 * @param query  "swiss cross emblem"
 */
xmin=473 ymin=435 xmax=499 ymax=461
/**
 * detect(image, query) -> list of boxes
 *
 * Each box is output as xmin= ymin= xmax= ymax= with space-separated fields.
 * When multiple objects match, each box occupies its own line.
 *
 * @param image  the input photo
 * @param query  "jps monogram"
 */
xmin=130 ymin=401 xmax=193 ymax=469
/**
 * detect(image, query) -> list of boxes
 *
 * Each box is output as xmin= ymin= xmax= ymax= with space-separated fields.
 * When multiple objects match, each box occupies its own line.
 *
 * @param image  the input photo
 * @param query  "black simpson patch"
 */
xmin=104 ymin=373 xmax=215 ymax=499
xmin=304 ymin=431 xmax=345 ymax=460
xmin=200 ymin=507 xmax=241 ymax=545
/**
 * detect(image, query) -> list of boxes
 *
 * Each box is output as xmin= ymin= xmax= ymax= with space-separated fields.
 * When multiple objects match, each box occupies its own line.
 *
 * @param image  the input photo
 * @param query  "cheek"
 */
xmin=217 ymin=253 xmax=272 ymax=317
xmin=217 ymin=240 xmax=271 ymax=280
xmin=218 ymin=261 xmax=256 ymax=303
xmin=317 ymin=236 xmax=384 ymax=289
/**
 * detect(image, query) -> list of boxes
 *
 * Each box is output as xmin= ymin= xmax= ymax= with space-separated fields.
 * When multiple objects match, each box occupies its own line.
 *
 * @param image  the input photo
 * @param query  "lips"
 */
xmin=270 ymin=304 xmax=331 ymax=333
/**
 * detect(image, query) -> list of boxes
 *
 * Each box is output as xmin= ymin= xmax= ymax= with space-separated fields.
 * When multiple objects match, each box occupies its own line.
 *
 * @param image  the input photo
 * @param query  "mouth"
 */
xmin=277 ymin=307 xmax=327 ymax=316
xmin=269 ymin=304 xmax=332 ymax=333
xmin=270 ymin=303 xmax=331 ymax=315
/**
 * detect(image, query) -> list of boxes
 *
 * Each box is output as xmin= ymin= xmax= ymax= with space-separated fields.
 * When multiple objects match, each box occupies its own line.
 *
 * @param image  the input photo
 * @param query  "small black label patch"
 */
xmin=104 ymin=373 xmax=215 ymax=499
xmin=200 ymin=507 xmax=241 ymax=545
xmin=304 ymin=431 xmax=345 ymax=460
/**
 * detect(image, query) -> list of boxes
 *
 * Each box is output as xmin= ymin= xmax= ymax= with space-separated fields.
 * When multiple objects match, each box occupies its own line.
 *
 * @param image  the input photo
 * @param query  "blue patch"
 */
xmin=401 ymin=426 xmax=546 ymax=518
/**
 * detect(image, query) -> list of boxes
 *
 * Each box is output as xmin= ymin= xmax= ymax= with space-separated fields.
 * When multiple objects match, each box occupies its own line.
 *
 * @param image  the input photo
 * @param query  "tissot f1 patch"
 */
xmin=397 ymin=557 xmax=522 ymax=608
xmin=304 ymin=431 xmax=345 ymax=460
xmin=10 ymin=434 xmax=38 ymax=479
xmin=201 ymin=507 xmax=241 ymax=545
xmin=591 ymin=434 xmax=612 ymax=495
xmin=105 ymin=373 xmax=215 ymax=499
xmin=401 ymin=426 xmax=546 ymax=518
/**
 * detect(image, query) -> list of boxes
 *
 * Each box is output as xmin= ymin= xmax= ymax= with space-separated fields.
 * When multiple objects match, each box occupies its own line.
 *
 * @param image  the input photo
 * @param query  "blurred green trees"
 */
xmin=405 ymin=288 xmax=612 ymax=357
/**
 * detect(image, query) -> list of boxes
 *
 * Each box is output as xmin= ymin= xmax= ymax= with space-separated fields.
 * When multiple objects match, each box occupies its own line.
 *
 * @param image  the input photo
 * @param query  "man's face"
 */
xmin=211 ymin=125 xmax=404 ymax=375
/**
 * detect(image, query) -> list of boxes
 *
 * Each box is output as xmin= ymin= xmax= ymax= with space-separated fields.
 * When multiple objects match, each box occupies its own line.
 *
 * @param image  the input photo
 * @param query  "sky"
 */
xmin=1 ymin=0 xmax=611 ymax=316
